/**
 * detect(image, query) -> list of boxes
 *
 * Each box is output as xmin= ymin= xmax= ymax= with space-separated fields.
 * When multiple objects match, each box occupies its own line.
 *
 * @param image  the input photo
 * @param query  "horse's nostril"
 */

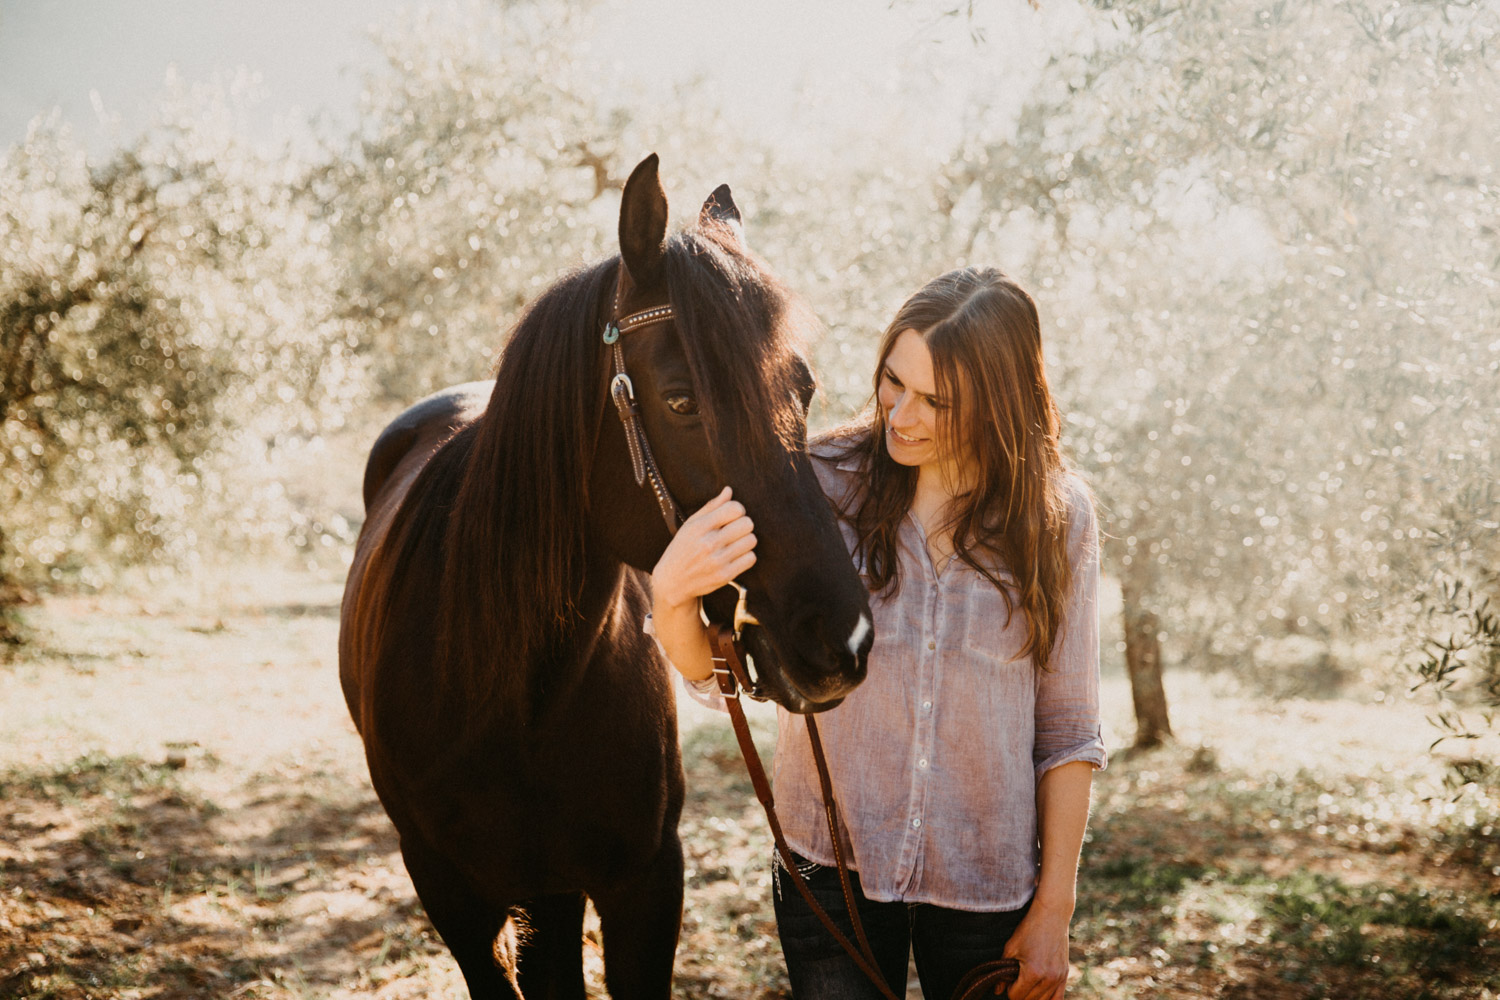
xmin=749 ymin=607 xmax=871 ymax=710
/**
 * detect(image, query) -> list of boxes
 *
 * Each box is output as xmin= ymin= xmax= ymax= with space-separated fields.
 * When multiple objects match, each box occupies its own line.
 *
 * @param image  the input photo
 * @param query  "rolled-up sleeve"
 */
xmin=1032 ymin=481 xmax=1108 ymax=780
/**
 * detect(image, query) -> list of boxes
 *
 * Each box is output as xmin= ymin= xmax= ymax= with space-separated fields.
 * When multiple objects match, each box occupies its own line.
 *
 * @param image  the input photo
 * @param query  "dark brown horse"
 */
xmin=339 ymin=155 xmax=873 ymax=999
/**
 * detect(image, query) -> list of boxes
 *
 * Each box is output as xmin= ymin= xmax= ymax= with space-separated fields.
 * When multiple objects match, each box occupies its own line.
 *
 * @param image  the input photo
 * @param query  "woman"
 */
xmin=650 ymin=267 xmax=1105 ymax=1000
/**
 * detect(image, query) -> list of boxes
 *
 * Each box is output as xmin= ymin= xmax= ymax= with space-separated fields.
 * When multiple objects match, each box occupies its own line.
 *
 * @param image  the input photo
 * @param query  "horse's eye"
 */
xmin=665 ymin=393 xmax=699 ymax=416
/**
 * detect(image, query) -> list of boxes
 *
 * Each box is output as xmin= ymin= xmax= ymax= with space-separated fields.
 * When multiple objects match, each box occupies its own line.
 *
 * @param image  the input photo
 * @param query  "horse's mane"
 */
xmin=421 ymin=227 xmax=809 ymax=720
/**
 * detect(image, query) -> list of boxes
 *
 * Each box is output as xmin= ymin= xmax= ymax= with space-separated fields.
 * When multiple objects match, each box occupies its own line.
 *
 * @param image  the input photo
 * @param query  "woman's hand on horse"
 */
xmin=651 ymin=487 xmax=757 ymax=610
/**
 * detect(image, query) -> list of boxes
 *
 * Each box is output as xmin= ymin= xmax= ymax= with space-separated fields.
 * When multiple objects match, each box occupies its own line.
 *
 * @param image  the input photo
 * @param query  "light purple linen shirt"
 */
xmin=672 ymin=447 xmax=1107 ymax=912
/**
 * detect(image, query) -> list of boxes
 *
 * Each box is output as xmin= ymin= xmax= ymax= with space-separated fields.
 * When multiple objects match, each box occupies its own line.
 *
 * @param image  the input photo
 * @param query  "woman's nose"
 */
xmin=888 ymin=392 xmax=915 ymax=427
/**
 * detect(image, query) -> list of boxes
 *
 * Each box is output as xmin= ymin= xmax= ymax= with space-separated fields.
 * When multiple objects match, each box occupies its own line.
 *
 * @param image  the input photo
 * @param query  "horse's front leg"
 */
xmin=590 ymin=831 xmax=685 ymax=1000
xmin=398 ymin=833 xmax=523 ymax=1000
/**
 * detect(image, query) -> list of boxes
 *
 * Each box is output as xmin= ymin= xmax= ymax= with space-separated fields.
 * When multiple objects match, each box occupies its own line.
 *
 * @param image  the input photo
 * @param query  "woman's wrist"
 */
xmin=650 ymin=578 xmax=696 ymax=620
xmin=1030 ymin=880 xmax=1077 ymax=920
xmin=649 ymin=560 xmax=697 ymax=612
xmin=648 ymin=584 xmax=712 ymax=681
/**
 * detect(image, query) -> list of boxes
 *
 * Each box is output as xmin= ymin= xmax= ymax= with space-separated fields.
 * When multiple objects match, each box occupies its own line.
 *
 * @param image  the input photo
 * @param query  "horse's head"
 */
xmin=595 ymin=155 xmax=872 ymax=713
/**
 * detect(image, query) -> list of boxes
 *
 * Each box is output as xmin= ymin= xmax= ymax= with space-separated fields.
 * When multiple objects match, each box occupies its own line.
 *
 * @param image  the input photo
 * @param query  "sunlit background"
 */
xmin=1 ymin=0 xmax=1497 ymax=995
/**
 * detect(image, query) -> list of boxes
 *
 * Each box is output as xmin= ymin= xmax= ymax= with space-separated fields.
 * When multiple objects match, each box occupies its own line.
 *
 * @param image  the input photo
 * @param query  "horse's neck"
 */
xmin=576 ymin=545 xmax=632 ymax=626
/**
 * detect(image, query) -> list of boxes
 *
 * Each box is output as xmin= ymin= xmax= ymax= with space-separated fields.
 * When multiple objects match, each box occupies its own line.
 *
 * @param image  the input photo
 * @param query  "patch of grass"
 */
xmin=676 ymin=709 xmax=789 ymax=1000
xmin=0 ymin=751 xmax=176 ymax=803
xmin=1262 ymin=872 xmax=1491 ymax=978
xmin=681 ymin=712 xmax=776 ymax=773
xmin=1089 ymin=855 xmax=1211 ymax=911
xmin=680 ymin=710 xmax=776 ymax=814
xmin=1067 ymin=739 xmax=1500 ymax=998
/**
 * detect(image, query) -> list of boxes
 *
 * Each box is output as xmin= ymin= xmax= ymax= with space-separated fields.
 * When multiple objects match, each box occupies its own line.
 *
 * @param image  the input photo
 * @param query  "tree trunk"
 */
xmin=0 ymin=525 xmax=20 ymax=644
xmin=1121 ymin=578 xmax=1172 ymax=748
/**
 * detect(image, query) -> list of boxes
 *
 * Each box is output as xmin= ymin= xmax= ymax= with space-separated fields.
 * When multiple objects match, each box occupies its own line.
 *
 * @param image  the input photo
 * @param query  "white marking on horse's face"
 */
xmin=847 ymin=614 xmax=871 ymax=656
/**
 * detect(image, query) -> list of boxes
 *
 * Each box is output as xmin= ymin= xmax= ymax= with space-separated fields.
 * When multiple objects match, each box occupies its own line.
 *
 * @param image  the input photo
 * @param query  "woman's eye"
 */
xmin=665 ymin=393 xmax=699 ymax=416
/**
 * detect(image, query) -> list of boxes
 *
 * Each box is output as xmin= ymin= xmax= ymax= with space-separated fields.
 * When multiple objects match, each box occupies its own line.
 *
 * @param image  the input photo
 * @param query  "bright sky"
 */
xmin=0 ymin=0 xmax=1096 ymax=158
xmin=0 ymin=0 xmax=405 ymax=151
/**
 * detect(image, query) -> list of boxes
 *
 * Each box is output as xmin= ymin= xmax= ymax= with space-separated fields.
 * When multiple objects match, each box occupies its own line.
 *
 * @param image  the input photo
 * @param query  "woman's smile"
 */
xmin=889 ymin=426 xmax=927 ymax=445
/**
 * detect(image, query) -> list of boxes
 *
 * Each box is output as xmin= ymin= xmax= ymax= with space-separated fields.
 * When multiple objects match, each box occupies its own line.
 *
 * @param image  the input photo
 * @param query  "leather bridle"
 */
xmin=603 ymin=300 xmax=686 ymax=536
xmin=603 ymin=291 xmax=762 ymax=654
xmin=603 ymin=288 xmax=1019 ymax=1000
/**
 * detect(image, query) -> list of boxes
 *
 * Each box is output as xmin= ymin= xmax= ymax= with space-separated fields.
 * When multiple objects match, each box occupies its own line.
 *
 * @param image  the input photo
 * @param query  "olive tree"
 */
xmin=929 ymin=0 xmax=1499 ymax=743
xmin=0 ymin=102 xmax=360 ymax=619
xmin=312 ymin=2 xmax=759 ymax=402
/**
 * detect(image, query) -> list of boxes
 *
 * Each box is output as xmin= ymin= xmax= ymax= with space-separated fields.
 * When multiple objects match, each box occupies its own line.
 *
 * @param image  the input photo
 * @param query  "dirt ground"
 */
xmin=0 ymin=567 xmax=1496 ymax=999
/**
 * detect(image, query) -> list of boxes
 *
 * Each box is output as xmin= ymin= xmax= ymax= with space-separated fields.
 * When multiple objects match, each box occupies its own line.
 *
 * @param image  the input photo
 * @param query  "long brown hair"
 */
xmin=826 ymin=266 xmax=1086 ymax=666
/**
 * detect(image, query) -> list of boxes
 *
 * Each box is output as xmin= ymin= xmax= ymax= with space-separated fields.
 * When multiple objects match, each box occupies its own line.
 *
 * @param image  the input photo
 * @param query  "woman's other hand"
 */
xmin=1000 ymin=902 xmax=1073 ymax=1000
xmin=651 ymin=486 xmax=758 ymax=610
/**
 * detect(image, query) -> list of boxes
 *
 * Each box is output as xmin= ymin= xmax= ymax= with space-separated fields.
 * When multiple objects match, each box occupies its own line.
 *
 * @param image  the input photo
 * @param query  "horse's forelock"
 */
xmin=662 ymin=232 xmax=812 ymax=470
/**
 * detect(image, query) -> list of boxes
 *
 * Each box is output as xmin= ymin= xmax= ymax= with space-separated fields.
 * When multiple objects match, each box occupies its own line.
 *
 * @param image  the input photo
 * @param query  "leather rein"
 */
xmin=603 ymin=295 xmax=1019 ymax=1000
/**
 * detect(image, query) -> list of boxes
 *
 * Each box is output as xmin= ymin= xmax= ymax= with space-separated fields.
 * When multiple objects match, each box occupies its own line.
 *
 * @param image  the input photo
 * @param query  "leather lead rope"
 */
xmin=708 ymin=624 xmax=1021 ymax=1000
xmin=708 ymin=624 xmax=899 ymax=1000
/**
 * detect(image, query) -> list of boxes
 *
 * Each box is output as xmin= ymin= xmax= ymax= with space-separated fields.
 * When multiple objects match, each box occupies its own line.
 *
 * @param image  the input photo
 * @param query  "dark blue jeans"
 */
xmin=772 ymin=851 xmax=1029 ymax=1000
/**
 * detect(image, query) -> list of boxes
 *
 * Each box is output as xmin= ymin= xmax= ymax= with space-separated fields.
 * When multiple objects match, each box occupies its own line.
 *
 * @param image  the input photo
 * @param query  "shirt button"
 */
xmin=911 ymin=818 xmax=922 ymax=829
xmin=922 ymin=701 xmax=932 ymax=711
xmin=927 ymin=641 xmax=935 ymax=650
xmin=918 ymin=758 xmax=928 ymax=768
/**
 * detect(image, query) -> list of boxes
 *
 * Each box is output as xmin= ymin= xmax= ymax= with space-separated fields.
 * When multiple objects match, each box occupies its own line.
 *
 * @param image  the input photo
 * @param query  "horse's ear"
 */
xmin=619 ymin=154 xmax=669 ymax=292
xmin=700 ymin=183 xmax=746 ymax=249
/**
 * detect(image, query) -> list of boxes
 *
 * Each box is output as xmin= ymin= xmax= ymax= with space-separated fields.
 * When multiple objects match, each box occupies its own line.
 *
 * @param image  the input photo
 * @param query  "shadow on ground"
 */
xmin=1071 ymin=742 xmax=1498 ymax=999
xmin=1 ymin=727 xmax=1496 ymax=1000
xmin=0 ymin=754 xmax=445 ymax=999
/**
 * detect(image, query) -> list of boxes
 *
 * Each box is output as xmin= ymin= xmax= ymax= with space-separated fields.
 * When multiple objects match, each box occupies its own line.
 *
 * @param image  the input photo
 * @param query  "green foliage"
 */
xmin=0 ymin=95 xmax=362 ymax=601
xmin=929 ymin=0 xmax=1500 ymax=680
xmin=312 ymin=4 xmax=622 ymax=400
xmin=1264 ymin=873 xmax=1487 ymax=975
xmin=1404 ymin=475 xmax=1500 ymax=786
xmin=3 ymin=0 xmax=1498 ymax=733
xmin=310 ymin=3 xmax=751 ymax=403
xmin=1410 ymin=574 xmax=1500 ymax=788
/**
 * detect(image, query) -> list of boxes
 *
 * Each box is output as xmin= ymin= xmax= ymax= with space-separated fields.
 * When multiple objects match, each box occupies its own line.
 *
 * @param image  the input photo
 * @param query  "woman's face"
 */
xmin=878 ymin=328 xmax=959 ymax=476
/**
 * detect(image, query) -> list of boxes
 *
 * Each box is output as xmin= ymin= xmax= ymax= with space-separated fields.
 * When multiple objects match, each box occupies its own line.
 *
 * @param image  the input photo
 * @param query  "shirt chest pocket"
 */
xmin=962 ymin=574 xmax=1029 ymax=663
